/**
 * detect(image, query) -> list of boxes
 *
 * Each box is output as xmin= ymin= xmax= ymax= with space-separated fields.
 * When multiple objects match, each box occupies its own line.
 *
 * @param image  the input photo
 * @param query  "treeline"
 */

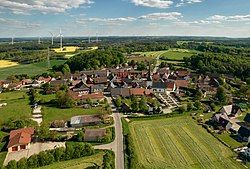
xmin=5 ymin=142 xmax=95 ymax=169
xmin=178 ymin=42 xmax=250 ymax=56
xmin=99 ymin=41 xmax=173 ymax=53
xmin=66 ymin=49 xmax=125 ymax=71
xmin=185 ymin=53 xmax=250 ymax=79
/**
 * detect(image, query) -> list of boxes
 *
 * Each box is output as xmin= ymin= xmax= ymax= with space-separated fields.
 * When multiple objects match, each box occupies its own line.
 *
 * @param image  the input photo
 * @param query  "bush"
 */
xmin=102 ymin=151 xmax=115 ymax=169
xmin=6 ymin=142 xmax=95 ymax=169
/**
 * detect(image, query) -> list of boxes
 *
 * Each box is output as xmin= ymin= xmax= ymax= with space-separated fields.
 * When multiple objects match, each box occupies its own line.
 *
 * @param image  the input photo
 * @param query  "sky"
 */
xmin=0 ymin=0 xmax=249 ymax=38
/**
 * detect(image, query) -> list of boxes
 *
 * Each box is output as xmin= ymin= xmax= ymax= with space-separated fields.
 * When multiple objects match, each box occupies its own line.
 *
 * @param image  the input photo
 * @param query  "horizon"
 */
xmin=0 ymin=0 xmax=250 ymax=38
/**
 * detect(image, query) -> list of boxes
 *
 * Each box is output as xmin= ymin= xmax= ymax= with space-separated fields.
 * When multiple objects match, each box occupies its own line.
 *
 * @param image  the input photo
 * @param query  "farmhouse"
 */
xmin=220 ymin=105 xmax=242 ymax=118
xmin=70 ymin=115 xmax=102 ymax=128
xmin=7 ymin=128 xmax=34 ymax=152
xmin=84 ymin=129 xmax=106 ymax=142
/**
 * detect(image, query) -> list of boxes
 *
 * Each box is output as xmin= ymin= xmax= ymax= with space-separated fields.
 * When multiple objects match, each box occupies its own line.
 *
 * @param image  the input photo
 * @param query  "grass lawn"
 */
xmin=38 ymin=151 xmax=104 ymax=169
xmin=0 ymin=60 xmax=18 ymax=68
xmin=0 ymin=152 xmax=7 ymax=168
xmin=215 ymin=133 xmax=244 ymax=149
xmin=0 ymin=60 xmax=65 ymax=79
xmin=129 ymin=116 xmax=244 ymax=169
xmin=0 ymin=91 xmax=31 ymax=123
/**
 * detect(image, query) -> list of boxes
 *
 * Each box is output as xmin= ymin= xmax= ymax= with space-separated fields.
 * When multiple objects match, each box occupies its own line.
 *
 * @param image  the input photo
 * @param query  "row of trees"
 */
xmin=66 ymin=49 xmax=125 ymax=72
xmin=5 ymin=142 xmax=95 ymax=169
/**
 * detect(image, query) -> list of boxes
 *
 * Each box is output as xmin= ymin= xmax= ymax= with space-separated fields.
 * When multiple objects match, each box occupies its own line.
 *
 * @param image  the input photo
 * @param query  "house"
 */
xmin=243 ymin=113 xmax=250 ymax=126
xmin=90 ymin=84 xmax=105 ymax=93
xmin=110 ymin=88 xmax=130 ymax=98
xmin=220 ymin=105 xmax=242 ymax=118
xmin=238 ymin=126 xmax=250 ymax=142
xmin=93 ymin=77 xmax=108 ymax=85
xmin=84 ymin=129 xmax=106 ymax=142
xmin=7 ymin=128 xmax=34 ymax=152
xmin=166 ymin=82 xmax=176 ymax=93
xmin=70 ymin=115 xmax=102 ymax=128
xmin=152 ymin=81 xmax=167 ymax=93
xmin=69 ymin=90 xmax=104 ymax=101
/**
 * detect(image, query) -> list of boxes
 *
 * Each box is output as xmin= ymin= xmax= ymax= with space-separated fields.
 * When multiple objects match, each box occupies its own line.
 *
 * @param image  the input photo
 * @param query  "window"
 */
xmin=20 ymin=145 xmax=26 ymax=150
xmin=12 ymin=146 xmax=18 ymax=151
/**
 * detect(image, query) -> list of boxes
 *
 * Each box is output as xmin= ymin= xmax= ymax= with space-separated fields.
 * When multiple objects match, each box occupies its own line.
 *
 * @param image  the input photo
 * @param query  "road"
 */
xmin=94 ymin=96 xmax=124 ymax=169
xmin=153 ymin=55 xmax=161 ymax=73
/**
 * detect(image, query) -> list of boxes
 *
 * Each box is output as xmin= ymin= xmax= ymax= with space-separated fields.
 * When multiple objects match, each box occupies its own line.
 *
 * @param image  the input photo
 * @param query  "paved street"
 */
xmin=94 ymin=96 xmax=124 ymax=169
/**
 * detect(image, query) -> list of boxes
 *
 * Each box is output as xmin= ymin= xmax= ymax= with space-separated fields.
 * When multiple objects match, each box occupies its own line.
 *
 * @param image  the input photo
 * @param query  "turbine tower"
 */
xmin=96 ymin=31 xmax=98 ymax=43
xmin=11 ymin=36 xmax=14 ymax=45
xmin=38 ymin=36 xmax=41 ymax=44
xmin=49 ymin=32 xmax=54 ymax=45
xmin=57 ymin=28 xmax=63 ymax=51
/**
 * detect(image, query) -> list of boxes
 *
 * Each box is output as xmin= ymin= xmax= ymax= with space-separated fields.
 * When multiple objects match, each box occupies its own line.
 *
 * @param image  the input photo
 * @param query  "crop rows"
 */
xmin=129 ymin=117 xmax=243 ymax=169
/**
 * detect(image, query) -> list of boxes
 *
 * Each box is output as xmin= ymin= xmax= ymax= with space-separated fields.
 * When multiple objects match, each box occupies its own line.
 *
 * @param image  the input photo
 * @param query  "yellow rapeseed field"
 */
xmin=53 ymin=46 xmax=80 ymax=53
xmin=0 ymin=60 xmax=19 ymax=68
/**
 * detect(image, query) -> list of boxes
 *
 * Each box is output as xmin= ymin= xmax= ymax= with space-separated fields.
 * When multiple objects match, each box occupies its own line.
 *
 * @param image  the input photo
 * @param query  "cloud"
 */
xmin=76 ymin=17 xmax=136 ymax=25
xmin=139 ymin=12 xmax=182 ymax=20
xmin=0 ymin=0 xmax=94 ymax=14
xmin=176 ymin=0 xmax=203 ymax=7
xmin=0 ymin=17 xmax=40 ymax=29
xmin=131 ymin=0 xmax=173 ymax=8
xmin=208 ymin=14 xmax=250 ymax=22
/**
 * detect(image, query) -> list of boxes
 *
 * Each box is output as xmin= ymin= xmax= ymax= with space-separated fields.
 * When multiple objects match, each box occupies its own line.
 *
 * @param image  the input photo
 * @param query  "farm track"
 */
xmin=129 ymin=117 xmax=244 ymax=169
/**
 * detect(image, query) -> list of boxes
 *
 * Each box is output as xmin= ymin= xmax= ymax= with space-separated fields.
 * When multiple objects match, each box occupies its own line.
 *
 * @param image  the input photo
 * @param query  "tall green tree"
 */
xmin=216 ymin=86 xmax=228 ymax=105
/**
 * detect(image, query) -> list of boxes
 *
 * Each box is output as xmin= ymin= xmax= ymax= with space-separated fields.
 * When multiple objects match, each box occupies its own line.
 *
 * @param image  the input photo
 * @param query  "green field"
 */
xmin=133 ymin=50 xmax=167 ymax=58
xmin=0 ymin=152 xmax=7 ymax=168
xmin=0 ymin=91 xmax=31 ymax=123
xmin=0 ymin=60 xmax=65 ymax=79
xmin=129 ymin=116 xmax=243 ymax=169
xmin=160 ymin=49 xmax=197 ymax=61
xmin=38 ymin=151 xmax=104 ymax=169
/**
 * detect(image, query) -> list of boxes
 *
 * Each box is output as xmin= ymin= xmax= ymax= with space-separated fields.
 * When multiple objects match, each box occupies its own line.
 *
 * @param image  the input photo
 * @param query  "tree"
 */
xmin=61 ymin=64 xmax=71 ymax=74
xmin=131 ymin=96 xmax=138 ymax=112
xmin=187 ymin=102 xmax=194 ymax=111
xmin=139 ymin=96 xmax=148 ymax=113
xmin=75 ymin=130 xmax=84 ymax=142
xmin=114 ymin=96 xmax=122 ymax=107
xmin=195 ymin=89 xmax=203 ymax=100
xmin=38 ymin=151 xmax=54 ymax=166
xmin=28 ymin=88 xmax=39 ymax=105
xmin=102 ymin=152 xmax=113 ymax=169
xmin=179 ymin=104 xmax=187 ymax=113
xmin=56 ymin=91 xmax=75 ymax=108
xmin=37 ymin=123 xmax=50 ymax=141
xmin=86 ymin=98 xmax=93 ymax=106
xmin=216 ymin=86 xmax=228 ymax=105
xmin=194 ymin=101 xmax=202 ymax=110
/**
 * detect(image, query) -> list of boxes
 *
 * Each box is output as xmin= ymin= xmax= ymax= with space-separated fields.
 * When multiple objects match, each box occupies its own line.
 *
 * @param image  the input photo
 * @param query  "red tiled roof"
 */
xmin=7 ymin=128 xmax=34 ymax=148
xmin=175 ymin=80 xmax=188 ymax=88
xmin=166 ymin=82 xmax=175 ymax=90
xmin=130 ymin=88 xmax=145 ymax=96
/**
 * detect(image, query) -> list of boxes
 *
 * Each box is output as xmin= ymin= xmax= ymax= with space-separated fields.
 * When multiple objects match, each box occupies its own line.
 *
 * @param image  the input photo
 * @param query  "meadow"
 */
xmin=0 ymin=60 xmax=18 ymax=68
xmin=0 ymin=60 xmax=65 ymax=79
xmin=160 ymin=48 xmax=197 ymax=61
xmin=37 ymin=151 xmax=104 ymax=169
xmin=0 ymin=91 xmax=31 ymax=123
xmin=129 ymin=116 xmax=243 ymax=169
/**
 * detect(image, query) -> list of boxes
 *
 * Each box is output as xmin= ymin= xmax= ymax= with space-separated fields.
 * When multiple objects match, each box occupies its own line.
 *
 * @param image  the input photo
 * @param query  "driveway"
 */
xmin=4 ymin=142 xmax=65 ymax=166
xmin=94 ymin=96 xmax=124 ymax=169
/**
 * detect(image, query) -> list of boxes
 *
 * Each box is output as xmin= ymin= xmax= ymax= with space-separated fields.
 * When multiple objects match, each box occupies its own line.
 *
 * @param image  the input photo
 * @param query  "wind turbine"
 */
xmin=11 ymin=35 xmax=14 ymax=45
xmin=96 ymin=31 xmax=98 ymax=43
xmin=57 ymin=28 xmax=63 ymax=51
xmin=49 ymin=32 xmax=54 ymax=45
xmin=38 ymin=36 xmax=41 ymax=44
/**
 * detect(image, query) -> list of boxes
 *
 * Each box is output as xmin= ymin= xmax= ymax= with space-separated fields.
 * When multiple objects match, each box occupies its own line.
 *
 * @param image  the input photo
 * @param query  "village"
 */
xmin=0 ymin=55 xmax=249 ymax=168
